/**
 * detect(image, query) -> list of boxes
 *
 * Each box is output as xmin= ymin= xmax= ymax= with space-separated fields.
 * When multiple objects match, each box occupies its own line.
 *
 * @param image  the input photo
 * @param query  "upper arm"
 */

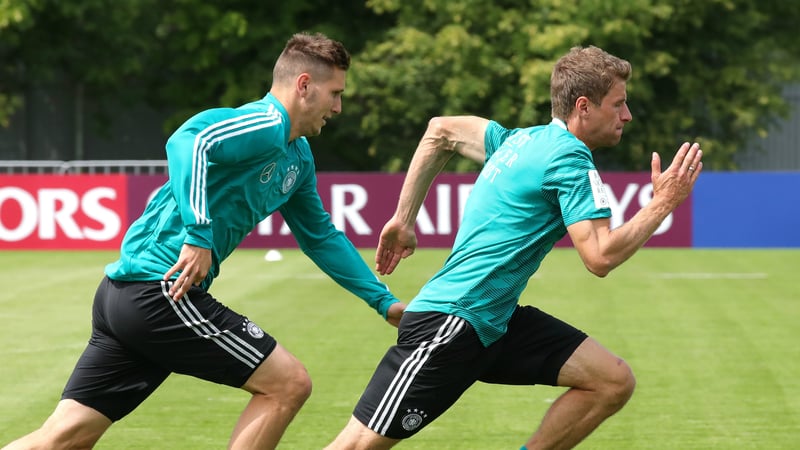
xmin=549 ymin=152 xmax=614 ymax=276
xmin=428 ymin=116 xmax=491 ymax=164
xmin=567 ymin=217 xmax=614 ymax=277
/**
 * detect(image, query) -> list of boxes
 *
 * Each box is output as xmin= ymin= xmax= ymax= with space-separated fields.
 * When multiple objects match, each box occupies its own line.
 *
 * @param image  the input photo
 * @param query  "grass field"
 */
xmin=0 ymin=248 xmax=798 ymax=449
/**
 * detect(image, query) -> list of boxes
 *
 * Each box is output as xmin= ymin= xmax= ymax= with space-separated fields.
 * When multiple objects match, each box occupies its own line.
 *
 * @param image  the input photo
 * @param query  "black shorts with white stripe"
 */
xmin=352 ymin=307 xmax=587 ymax=439
xmin=61 ymin=276 xmax=276 ymax=421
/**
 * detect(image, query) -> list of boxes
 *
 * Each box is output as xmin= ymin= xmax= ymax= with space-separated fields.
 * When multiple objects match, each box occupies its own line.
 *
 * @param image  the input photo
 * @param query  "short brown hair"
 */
xmin=550 ymin=46 xmax=632 ymax=119
xmin=272 ymin=32 xmax=351 ymax=84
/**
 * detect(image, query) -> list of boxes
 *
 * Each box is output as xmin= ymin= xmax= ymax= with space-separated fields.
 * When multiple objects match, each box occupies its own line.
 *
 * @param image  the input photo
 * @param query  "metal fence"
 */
xmin=0 ymin=160 xmax=168 ymax=175
xmin=735 ymin=84 xmax=800 ymax=171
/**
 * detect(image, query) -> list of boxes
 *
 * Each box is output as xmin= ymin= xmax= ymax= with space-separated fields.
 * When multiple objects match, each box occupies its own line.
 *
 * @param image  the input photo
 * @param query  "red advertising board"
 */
xmin=0 ymin=175 xmax=127 ymax=249
xmin=228 ymin=172 xmax=691 ymax=249
xmin=1 ymin=172 xmax=692 ymax=250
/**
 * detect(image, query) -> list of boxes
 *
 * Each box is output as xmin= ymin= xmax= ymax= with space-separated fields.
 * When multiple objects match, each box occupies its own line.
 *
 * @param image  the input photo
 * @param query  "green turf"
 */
xmin=0 ymin=248 xmax=798 ymax=449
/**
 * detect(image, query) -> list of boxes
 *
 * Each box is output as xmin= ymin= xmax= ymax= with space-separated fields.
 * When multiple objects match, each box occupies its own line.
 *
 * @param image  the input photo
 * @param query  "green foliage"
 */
xmin=349 ymin=0 xmax=800 ymax=171
xmin=0 ymin=0 xmax=388 ymax=137
xmin=1 ymin=0 xmax=799 ymax=169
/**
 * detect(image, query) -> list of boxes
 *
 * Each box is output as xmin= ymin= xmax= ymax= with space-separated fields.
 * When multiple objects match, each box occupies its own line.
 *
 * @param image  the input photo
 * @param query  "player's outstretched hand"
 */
xmin=164 ymin=244 xmax=212 ymax=300
xmin=650 ymin=142 xmax=703 ymax=209
xmin=375 ymin=217 xmax=417 ymax=275
xmin=385 ymin=302 xmax=406 ymax=328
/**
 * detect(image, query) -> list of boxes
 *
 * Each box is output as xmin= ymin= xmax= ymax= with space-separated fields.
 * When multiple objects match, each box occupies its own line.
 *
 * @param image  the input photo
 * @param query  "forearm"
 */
xmin=394 ymin=132 xmax=455 ymax=226
xmin=571 ymin=198 xmax=673 ymax=277
xmin=303 ymin=232 xmax=399 ymax=318
xmin=394 ymin=116 xmax=488 ymax=226
xmin=604 ymin=197 xmax=673 ymax=265
xmin=572 ymin=144 xmax=702 ymax=277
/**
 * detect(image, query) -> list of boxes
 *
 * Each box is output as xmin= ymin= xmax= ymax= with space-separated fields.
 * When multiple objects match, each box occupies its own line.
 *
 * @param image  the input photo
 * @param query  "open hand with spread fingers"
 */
xmin=650 ymin=142 xmax=703 ymax=209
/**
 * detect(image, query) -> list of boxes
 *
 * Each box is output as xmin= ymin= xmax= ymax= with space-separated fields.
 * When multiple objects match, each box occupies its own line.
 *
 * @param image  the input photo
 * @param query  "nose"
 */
xmin=331 ymin=96 xmax=342 ymax=115
xmin=621 ymin=103 xmax=632 ymax=123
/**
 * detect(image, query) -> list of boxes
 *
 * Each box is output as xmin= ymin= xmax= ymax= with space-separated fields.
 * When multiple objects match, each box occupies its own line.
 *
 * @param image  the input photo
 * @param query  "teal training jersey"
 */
xmin=406 ymin=119 xmax=612 ymax=345
xmin=105 ymin=93 xmax=398 ymax=318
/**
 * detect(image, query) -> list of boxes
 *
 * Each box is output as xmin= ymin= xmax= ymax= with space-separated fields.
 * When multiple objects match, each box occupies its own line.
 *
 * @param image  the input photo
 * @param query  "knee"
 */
xmin=7 ymin=423 xmax=102 ymax=450
xmin=245 ymin=346 xmax=313 ymax=409
xmin=258 ymin=361 xmax=312 ymax=408
xmin=13 ymin=401 xmax=110 ymax=450
xmin=603 ymin=359 xmax=636 ymax=410
xmin=286 ymin=365 xmax=313 ymax=406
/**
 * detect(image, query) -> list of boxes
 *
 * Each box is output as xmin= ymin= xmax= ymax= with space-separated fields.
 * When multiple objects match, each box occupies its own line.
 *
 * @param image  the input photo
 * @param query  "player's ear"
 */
xmin=296 ymin=73 xmax=311 ymax=96
xmin=575 ymin=96 xmax=591 ymax=115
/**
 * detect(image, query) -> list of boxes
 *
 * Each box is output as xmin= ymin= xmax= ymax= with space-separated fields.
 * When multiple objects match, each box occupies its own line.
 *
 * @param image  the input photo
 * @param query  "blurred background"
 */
xmin=1 ymin=0 xmax=799 ymax=172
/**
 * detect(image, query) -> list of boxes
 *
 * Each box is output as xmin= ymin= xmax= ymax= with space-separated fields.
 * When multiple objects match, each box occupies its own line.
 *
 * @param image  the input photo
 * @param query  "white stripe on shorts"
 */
xmin=368 ymin=314 xmax=466 ymax=435
xmin=160 ymin=281 xmax=265 ymax=369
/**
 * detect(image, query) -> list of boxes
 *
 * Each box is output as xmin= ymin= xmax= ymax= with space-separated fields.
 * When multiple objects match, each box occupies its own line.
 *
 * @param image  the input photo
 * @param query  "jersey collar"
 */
xmin=550 ymin=117 xmax=568 ymax=130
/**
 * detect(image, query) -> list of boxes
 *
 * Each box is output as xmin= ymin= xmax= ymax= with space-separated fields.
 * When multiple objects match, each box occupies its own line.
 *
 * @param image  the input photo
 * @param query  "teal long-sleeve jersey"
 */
xmin=105 ymin=93 xmax=398 ymax=318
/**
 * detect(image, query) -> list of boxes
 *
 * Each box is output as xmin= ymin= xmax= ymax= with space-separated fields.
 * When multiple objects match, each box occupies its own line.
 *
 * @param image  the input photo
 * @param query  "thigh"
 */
xmin=479 ymin=305 xmax=588 ymax=386
xmin=64 ymin=276 xmax=279 ymax=422
xmin=353 ymin=312 xmax=490 ymax=439
xmin=62 ymin=279 xmax=170 ymax=421
xmin=105 ymin=277 xmax=277 ymax=388
xmin=62 ymin=335 xmax=169 ymax=422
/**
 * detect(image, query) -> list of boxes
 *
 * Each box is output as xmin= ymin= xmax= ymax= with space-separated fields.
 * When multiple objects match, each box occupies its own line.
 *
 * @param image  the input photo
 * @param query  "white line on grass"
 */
xmin=257 ymin=273 xmax=328 ymax=280
xmin=1 ymin=343 xmax=86 ymax=355
xmin=654 ymin=272 xmax=768 ymax=279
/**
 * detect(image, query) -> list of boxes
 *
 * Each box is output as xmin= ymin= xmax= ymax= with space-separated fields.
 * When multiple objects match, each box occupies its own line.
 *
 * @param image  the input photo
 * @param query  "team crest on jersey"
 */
xmin=281 ymin=165 xmax=298 ymax=193
xmin=401 ymin=408 xmax=428 ymax=431
xmin=242 ymin=320 xmax=265 ymax=339
xmin=260 ymin=163 xmax=277 ymax=183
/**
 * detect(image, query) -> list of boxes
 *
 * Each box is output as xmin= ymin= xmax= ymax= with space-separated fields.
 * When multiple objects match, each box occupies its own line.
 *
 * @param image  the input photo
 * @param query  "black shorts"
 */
xmin=352 ymin=306 xmax=587 ymax=439
xmin=62 ymin=276 xmax=277 ymax=421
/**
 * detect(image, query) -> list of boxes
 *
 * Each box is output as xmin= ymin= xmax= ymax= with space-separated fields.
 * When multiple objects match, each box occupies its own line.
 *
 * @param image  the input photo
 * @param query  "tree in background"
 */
xmin=0 ymin=0 xmax=390 ymax=161
xmin=345 ymin=0 xmax=800 ymax=171
xmin=1 ymin=0 xmax=799 ymax=170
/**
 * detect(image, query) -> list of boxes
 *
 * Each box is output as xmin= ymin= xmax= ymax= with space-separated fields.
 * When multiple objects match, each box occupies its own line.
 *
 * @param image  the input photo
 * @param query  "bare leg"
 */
xmin=228 ymin=343 xmax=312 ymax=450
xmin=2 ymin=399 xmax=112 ymax=450
xmin=325 ymin=416 xmax=401 ymax=450
xmin=524 ymin=338 xmax=636 ymax=450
